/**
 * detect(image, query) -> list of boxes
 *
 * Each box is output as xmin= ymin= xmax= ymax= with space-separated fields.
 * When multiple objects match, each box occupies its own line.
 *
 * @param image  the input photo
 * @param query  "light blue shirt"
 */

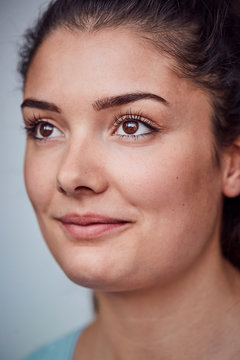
xmin=23 ymin=328 xmax=82 ymax=360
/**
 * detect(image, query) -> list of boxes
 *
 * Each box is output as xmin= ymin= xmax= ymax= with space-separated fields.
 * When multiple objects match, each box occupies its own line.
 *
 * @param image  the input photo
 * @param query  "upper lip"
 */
xmin=58 ymin=213 xmax=129 ymax=226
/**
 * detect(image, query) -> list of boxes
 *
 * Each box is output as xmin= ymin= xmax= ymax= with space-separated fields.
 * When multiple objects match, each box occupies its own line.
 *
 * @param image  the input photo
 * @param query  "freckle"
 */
xmin=176 ymin=176 xmax=179 ymax=180
xmin=182 ymin=203 xmax=185 ymax=207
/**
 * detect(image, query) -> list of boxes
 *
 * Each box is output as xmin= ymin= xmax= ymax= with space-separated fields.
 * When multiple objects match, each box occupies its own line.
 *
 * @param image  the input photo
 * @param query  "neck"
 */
xmin=75 ymin=243 xmax=240 ymax=360
xmin=93 ymin=251 xmax=240 ymax=359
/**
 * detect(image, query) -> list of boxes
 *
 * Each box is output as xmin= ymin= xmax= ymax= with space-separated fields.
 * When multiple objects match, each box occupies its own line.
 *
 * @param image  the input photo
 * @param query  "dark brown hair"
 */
xmin=18 ymin=0 xmax=240 ymax=268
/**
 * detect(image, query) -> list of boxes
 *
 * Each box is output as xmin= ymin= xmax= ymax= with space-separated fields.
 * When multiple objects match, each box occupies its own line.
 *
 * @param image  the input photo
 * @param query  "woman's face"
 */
xmin=22 ymin=28 xmax=226 ymax=291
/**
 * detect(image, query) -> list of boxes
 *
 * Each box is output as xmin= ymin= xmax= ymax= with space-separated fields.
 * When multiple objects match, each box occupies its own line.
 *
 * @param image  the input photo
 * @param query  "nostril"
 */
xmin=75 ymin=185 xmax=92 ymax=192
xmin=56 ymin=178 xmax=94 ymax=195
xmin=56 ymin=180 xmax=66 ymax=194
xmin=56 ymin=163 xmax=108 ymax=195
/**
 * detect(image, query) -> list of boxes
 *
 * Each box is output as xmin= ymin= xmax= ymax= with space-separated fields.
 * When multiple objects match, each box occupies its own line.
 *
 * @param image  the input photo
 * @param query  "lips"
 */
xmin=58 ymin=213 xmax=130 ymax=239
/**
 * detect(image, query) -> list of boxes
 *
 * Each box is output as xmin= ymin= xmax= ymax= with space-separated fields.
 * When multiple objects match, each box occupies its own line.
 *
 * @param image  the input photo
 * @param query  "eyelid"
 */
xmin=24 ymin=115 xmax=51 ymax=127
xmin=112 ymin=111 xmax=160 ymax=135
xmin=112 ymin=111 xmax=163 ymax=130
xmin=24 ymin=116 xmax=64 ymax=140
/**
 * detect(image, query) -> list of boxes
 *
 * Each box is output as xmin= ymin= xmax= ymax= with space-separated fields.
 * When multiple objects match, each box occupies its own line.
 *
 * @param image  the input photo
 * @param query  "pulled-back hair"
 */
xmin=18 ymin=0 xmax=240 ymax=268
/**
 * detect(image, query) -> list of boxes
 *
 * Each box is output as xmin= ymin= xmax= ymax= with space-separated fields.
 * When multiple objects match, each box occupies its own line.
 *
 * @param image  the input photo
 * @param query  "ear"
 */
xmin=222 ymin=137 xmax=240 ymax=198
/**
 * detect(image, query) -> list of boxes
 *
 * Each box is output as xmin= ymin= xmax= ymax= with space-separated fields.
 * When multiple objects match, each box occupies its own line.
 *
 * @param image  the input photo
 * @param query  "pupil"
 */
xmin=123 ymin=121 xmax=139 ymax=134
xmin=39 ymin=123 xmax=53 ymax=137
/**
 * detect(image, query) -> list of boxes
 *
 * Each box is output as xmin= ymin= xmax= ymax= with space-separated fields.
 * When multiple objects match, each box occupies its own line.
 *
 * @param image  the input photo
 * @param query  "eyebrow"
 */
xmin=21 ymin=99 xmax=61 ymax=113
xmin=21 ymin=92 xmax=168 ymax=113
xmin=93 ymin=92 xmax=168 ymax=111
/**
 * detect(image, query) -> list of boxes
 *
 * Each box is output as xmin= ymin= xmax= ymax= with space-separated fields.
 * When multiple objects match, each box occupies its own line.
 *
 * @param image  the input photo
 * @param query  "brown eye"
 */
xmin=32 ymin=121 xmax=63 ymax=140
xmin=122 ymin=120 xmax=139 ymax=134
xmin=38 ymin=122 xmax=54 ymax=137
xmin=113 ymin=115 xmax=155 ymax=139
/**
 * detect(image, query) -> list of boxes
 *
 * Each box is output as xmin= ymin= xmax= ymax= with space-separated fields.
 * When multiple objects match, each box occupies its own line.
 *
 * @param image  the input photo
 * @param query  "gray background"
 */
xmin=0 ymin=1 xmax=93 ymax=359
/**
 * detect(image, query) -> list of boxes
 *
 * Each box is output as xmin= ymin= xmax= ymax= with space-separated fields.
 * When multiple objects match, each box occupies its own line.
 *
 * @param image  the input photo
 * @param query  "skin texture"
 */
xmin=22 ymin=28 xmax=240 ymax=359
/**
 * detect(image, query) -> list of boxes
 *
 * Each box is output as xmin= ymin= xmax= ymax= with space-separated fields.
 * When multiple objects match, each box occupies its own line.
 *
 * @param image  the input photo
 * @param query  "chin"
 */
xmin=54 ymin=251 xmax=140 ymax=292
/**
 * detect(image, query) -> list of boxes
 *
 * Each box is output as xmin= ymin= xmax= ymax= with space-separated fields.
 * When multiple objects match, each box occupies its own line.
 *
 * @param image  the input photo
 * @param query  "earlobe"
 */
xmin=222 ymin=139 xmax=240 ymax=198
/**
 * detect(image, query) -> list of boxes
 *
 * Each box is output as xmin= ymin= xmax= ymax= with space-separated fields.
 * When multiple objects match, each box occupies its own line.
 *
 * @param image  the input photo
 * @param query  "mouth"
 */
xmin=57 ymin=213 xmax=131 ymax=240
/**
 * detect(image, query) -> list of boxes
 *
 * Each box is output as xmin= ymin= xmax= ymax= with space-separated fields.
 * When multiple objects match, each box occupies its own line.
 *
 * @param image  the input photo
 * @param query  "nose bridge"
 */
xmin=63 ymin=133 xmax=96 ymax=170
xmin=56 ymin=132 xmax=107 ymax=195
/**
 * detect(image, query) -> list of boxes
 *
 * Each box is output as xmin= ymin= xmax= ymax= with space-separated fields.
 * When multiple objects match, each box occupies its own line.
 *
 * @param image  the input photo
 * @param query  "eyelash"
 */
xmin=24 ymin=115 xmax=47 ymax=139
xmin=112 ymin=111 xmax=159 ymax=140
xmin=24 ymin=111 xmax=160 ymax=141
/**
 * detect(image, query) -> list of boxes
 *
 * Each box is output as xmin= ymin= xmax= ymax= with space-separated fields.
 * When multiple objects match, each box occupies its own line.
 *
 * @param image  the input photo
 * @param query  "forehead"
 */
xmin=25 ymin=27 xmax=182 ymax=95
xmin=24 ymin=26 xmax=212 ymax=126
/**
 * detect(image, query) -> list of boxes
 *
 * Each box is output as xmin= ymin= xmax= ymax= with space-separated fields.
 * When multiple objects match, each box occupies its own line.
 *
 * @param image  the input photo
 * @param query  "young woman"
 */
xmin=19 ymin=0 xmax=240 ymax=359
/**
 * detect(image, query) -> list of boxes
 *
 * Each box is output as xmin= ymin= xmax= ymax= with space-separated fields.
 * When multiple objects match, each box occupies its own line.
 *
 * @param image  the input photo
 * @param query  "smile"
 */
xmin=58 ymin=213 xmax=130 ymax=240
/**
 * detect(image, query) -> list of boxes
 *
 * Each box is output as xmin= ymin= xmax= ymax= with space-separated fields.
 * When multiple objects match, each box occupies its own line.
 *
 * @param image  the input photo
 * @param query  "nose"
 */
xmin=56 ymin=137 xmax=108 ymax=196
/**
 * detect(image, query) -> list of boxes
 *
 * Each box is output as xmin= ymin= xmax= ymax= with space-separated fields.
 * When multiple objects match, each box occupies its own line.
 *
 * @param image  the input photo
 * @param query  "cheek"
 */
xmin=105 ymin=140 xmax=222 ymax=282
xmin=110 ymin=137 xmax=221 ymax=217
xmin=24 ymin=145 xmax=56 ymax=212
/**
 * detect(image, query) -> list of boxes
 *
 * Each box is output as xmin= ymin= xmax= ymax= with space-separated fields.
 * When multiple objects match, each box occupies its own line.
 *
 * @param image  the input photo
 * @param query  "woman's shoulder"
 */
xmin=22 ymin=328 xmax=82 ymax=360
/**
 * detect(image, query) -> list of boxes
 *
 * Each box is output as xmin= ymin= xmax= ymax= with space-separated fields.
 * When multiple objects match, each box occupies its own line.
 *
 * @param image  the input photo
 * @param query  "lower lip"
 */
xmin=60 ymin=222 xmax=129 ymax=240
